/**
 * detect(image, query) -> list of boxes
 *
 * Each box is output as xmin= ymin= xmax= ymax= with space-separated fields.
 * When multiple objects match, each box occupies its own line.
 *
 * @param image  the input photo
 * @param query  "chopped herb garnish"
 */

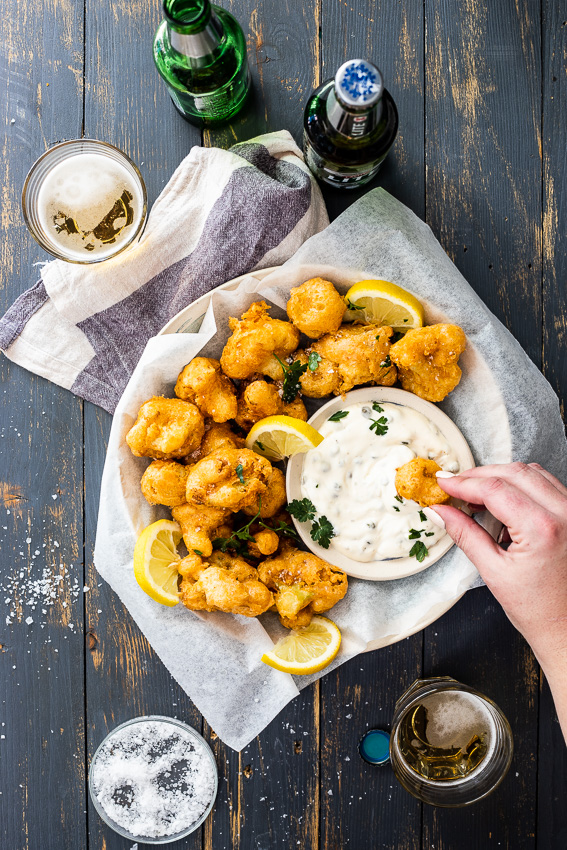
xmin=425 ymin=531 xmax=435 ymax=537
xmin=369 ymin=416 xmax=389 ymax=436
xmin=409 ymin=541 xmax=428 ymax=562
xmin=310 ymin=515 xmax=335 ymax=549
xmin=380 ymin=354 xmax=392 ymax=368
xmin=408 ymin=528 xmax=422 ymax=539
xmin=308 ymin=351 xmax=322 ymax=371
xmin=372 ymin=401 xmax=384 ymax=413
xmin=274 ymin=355 xmax=307 ymax=403
xmin=213 ymin=498 xmax=297 ymax=557
xmin=235 ymin=463 xmax=245 ymax=485
xmin=256 ymin=440 xmax=265 ymax=451
xmin=393 ymin=505 xmax=400 ymax=512
xmin=193 ymin=549 xmax=204 ymax=556
xmin=329 ymin=410 xmax=349 ymax=422
xmin=287 ymin=498 xmax=317 ymax=522
xmin=394 ymin=494 xmax=404 ymax=504
xmin=346 ymin=299 xmax=363 ymax=310
xmin=375 ymin=334 xmax=381 ymax=340
xmin=419 ymin=510 xmax=427 ymax=522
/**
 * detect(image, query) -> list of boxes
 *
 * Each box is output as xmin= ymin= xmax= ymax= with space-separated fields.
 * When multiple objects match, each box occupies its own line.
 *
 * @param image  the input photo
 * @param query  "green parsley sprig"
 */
xmin=274 ymin=355 xmax=307 ymax=403
xmin=288 ymin=497 xmax=336 ymax=549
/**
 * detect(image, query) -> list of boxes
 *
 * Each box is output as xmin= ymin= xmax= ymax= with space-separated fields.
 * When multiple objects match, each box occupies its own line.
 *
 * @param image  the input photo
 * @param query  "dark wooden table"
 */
xmin=1 ymin=1 xmax=566 ymax=848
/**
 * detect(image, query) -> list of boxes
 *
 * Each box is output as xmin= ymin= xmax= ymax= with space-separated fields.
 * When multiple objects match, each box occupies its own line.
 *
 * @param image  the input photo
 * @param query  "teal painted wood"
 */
xmin=0 ymin=1 xmax=87 ymax=849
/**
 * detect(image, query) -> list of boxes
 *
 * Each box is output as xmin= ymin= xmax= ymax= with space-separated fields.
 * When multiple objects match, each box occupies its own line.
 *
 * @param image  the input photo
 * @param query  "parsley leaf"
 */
xmin=287 ymin=498 xmax=317 ymax=522
xmin=393 ymin=505 xmax=400 ymax=512
xmin=394 ymin=494 xmax=403 ymax=504
xmin=275 ymin=355 xmax=307 ymax=403
xmin=425 ymin=531 xmax=435 ymax=537
xmin=380 ymin=354 xmax=392 ymax=368
xmin=310 ymin=516 xmax=335 ymax=549
xmin=235 ymin=463 xmax=245 ymax=485
xmin=419 ymin=510 xmax=427 ymax=522
xmin=193 ymin=549 xmax=204 ymax=556
xmin=408 ymin=528 xmax=422 ymax=539
xmin=308 ymin=351 xmax=322 ymax=371
xmin=369 ymin=416 xmax=389 ymax=436
xmin=372 ymin=401 xmax=384 ymax=413
xmin=409 ymin=541 xmax=428 ymax=562
xmin=346 ymin=299 xmax=363 ymax=310
xmin=329 ymin=410 xmax=349 ymax=422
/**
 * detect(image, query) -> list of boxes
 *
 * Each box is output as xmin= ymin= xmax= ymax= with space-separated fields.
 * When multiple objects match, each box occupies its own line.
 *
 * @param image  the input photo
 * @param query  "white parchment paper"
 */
xmin=94 ymin=189 xmax=567 ymax=751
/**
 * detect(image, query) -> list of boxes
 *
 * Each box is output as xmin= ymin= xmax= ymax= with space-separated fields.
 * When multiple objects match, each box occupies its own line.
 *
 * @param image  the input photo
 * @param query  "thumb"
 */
xmin=430 ymin=504 xmax=504 ymax=579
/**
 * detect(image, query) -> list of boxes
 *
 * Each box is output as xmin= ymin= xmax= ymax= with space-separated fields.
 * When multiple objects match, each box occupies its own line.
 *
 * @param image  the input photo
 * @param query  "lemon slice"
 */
xmin=246 ymin=415 xmax=323 ymax=461
xmin=343 ymin=279 xmax=424 ymax=330
xmin=261 ymin=616 xmax=341 ymax=675
xmin=133 ymin=519 xmax=182 ymax=606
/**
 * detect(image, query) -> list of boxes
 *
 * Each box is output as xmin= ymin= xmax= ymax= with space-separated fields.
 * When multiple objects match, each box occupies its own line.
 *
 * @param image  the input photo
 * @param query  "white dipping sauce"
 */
xmin=301 ymin=401 xmax=460 ymax=562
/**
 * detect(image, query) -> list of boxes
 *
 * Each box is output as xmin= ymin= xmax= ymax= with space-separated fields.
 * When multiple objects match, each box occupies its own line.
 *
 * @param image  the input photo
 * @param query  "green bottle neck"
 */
xmin=164 ymin=0 xmax=224 ymax=59
xmin=163 ymin=0 xmax=212 ymax=33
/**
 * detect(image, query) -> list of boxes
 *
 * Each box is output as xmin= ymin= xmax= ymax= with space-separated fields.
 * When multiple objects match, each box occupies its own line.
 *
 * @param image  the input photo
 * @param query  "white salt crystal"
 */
xmin=25 ymin=616 xmax=33 ymax=625
xmin=83 ymin=586 xmax=90 ymax=592
xmin=51 ymin=494 xmax=57 ymax=500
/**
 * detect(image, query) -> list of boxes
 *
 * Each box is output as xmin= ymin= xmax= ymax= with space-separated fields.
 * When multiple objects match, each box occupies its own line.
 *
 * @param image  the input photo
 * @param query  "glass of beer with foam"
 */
xmin=390 ymin=676 xmax=513 ymax=806
xmin=22 ymin=139 xmax=147 ymax=263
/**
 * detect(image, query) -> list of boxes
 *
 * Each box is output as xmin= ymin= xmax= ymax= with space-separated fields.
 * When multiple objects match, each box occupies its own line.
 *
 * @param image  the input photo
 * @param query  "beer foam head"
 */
xmin=421 ymin=690 xmax=495 ymax=750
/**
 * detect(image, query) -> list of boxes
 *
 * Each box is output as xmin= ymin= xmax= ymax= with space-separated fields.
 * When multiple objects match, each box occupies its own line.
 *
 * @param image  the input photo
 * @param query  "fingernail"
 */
xmin=422 ymin=507 xmax=446 ymax=529
xmin=435 ymin=470 xmax=455 ymax=479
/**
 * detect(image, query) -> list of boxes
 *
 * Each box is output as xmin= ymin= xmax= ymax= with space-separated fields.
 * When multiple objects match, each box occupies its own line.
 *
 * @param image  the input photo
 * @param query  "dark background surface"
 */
xmin=1 ymin=0 xmax=566 ymax=848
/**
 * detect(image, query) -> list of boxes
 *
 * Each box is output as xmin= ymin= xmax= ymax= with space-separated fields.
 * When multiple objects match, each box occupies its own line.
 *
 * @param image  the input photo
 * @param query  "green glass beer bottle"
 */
xmin=303 ymin=59 xmax=398 ymax=188
xmin=153 ymin=0 xmax=250 ymax=127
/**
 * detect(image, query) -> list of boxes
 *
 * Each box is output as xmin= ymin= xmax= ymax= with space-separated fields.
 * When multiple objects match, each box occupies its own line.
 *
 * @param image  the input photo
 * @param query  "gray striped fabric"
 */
xmin=0 ymin=131 xmax=328 ymax=412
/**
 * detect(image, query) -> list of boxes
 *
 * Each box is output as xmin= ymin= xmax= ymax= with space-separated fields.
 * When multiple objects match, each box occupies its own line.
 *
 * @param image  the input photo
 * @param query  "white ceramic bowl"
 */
xmin=286 ymin=387 xmax=475 ymax=581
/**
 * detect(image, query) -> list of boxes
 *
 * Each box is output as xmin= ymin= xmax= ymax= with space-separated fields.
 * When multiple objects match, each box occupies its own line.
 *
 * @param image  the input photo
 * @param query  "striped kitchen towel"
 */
xmin=0 ymin=130 xmax=328 ymax=413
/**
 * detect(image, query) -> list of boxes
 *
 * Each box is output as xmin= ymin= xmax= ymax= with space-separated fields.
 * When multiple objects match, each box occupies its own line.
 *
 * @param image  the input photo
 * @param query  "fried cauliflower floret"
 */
xmin=179 ymin=550 xmax=274 ymax=617
xmin=126 ymin=397 xmax=205 ymax=459
xmin=390 ymin=324 xmax=466 ymax=402
xmin=395 ymin=458 xmax=452 ymax=507
xmin=175 ymin=357 xmax=237 ymax=423
xmin=286 ymin=277 xmax=346 ymax=339
xmin=140 ymin=460 xmax=190 ymax=507
xmin=258 ymin=544 xmax=348 ymax=629
xmin=243 ymin=467 xmax=287 ymax=518
xmin=235 ymin=380 xmax=307 ymax=430
xmin=292 ymin=349 xmax=341 ymax=398
xmin=220 ymin=301 xmax=300 ymax=381
xmin=188 ymin=421 xmax=246 ymax=463
xmin=178 ymin=550 xmax=207 ymax=582
xmin=172 ymin=502 xmax=232 ymax=557
xmin=247 ymin=529 xmax=280 ymax=558
xmin=312 ymin=325 xmax=397 ymax=394
xmin=185 ymin=447 xmax=272 ymax=511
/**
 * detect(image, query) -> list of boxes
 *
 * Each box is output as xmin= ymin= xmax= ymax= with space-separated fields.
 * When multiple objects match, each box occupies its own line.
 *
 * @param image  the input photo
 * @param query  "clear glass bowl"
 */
xmin=22 ymin=139 xmax=147 ymax=263
xmin=88 ymin=714 xmax=218 ymax=844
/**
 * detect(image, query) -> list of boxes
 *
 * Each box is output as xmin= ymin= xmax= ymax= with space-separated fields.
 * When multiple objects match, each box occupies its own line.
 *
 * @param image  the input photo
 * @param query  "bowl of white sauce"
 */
xmin=286 ymin=387 xmax=475 ymax=581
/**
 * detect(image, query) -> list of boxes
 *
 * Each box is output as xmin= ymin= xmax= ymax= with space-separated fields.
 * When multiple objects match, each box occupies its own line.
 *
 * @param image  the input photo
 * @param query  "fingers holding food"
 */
xmin=286 ymin=277 xmax=346 ymax=339
xmin=313 ymin=324 xmax=397 ymax=394
xmin=175 ymin=357 xmax=237 ymax=423
xmin=242 ymin=467 xmax=287 ymax=518
xmin=140 ymin=460 xmax=190 ymax=506
xmin=395 ymin=457 xmax=452 ymax=507
xmin=390 ymin=323 xmax=466 ymax=402
xmin=126 ymin=396 xmax=205 ymax=459
xmin=171 ymin=502 xmax=232 ymax=557
xmin=220 ymin=301 xmax=300 ymax=381
xmin=185 ymin=447 xmax=272 ymax=511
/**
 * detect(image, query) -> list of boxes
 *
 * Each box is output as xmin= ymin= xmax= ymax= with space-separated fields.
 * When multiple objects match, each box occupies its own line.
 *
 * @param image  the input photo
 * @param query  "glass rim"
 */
xmin=163 ymin=0 xmax=211 ymax=31
xmin=21 ymin=138 xmax=148 ymax=264
xmin=88 ymin=714 xmax=218 ymax=844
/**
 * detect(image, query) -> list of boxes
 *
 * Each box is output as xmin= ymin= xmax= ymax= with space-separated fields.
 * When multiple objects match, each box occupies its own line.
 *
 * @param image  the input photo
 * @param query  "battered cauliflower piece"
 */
xmin=126 ymin=396 xmax=205 ymax=459
xmin=178 ymin=549 xmax=207 ymax=582
xmin=235 ymin=380 xmax=307 ymax=430
xmin=248 ymin=529 xmax=280 ymax=558
xmin=185 ymin=447 xmax=272 ymax=511
xmin=243 ymin=467 xmax=287 ymax=518
xmin=220 ymin=301 xmax=300 ymax=381
xmin=286 ymin=277 xmax=346 ymax=339
xmin=180 ymin=550 xmax=274 ymax=617
xmin=390 ymin=324 xmax=466 ymax=402
xmin=312 ymin=324 xmax=397 ymax=394
xmin=171 ymin=502 xmax=232 ymax=557
xmin=292 ymin=349 xmax=341 ymax=398
xmin=395 ymin=458 xmax=451 ymax=507
xmin=258 ymin=544 xmax=348 ymax=629
xmin=140 ymin=460 xmax=190 ymax=507
xmin=187 ymin=421 xmax=245 ymax=463
xmin=175 ymin=357 xmax=237 ymax=423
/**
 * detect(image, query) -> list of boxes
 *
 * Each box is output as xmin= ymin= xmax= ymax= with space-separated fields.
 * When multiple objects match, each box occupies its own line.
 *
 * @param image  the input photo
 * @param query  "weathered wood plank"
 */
xmin=539 ymin=2 xmax=567 ymax=847
xmin=0 ymin=0 xmax=87 ymax=848
xmin=81 ymin=0 xmax=203 ymax=847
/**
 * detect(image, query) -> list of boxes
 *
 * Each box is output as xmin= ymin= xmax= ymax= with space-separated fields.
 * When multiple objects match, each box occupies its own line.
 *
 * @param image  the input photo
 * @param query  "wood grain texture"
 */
xmin=0 ymin=0 xmax=87 ymax=848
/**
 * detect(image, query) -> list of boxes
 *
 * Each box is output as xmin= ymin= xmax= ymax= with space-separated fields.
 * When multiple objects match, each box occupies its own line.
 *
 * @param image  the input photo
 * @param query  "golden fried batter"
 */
xmin=220 ymin=301 xmax=300 ymax=381
xmin=140 ymin=460 xmax=190 ymax=507
xmin=180 ymin=550 xmax=274 ymax=617
xmin=187 ymin=421 xmax=245 ymax=463
xmin=286 ymin=277 xmax=346 ymax=339
xmin=243 ymin=467 xmax=287 ymax=518
xmin=258 ymin=543 xmax=348 ymax=629
xmin=390 ymin=323 xmax=466 ymax=402
xmin=293 ymin=349 xmax=341 ymax=398
xmin=175 ymin=357 xmax=237 ymax=423
xmin=395 ymin=458 xmax=451 ymax=507
xmin=235 ymin=380 xmax=307 ymax=430
xmin=185 ymin=447 xmax=272 ymax=511
xmin=178 ymin=549 xmax=207 ymax=581
xmin=172 ymin=502 xmax=232 ymax=557
xmin=126 ymin=396 xmax=205 ymax=459
xmin=248 ymin=529 xmax=280 ymax=558
xmin=312 ymin=324 xmax=397 ymax=394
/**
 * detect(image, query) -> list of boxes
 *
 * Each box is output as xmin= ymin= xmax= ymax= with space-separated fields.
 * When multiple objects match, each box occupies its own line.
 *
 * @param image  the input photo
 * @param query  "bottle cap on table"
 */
xmin=358 ymin=728 xmax=391 ymax=765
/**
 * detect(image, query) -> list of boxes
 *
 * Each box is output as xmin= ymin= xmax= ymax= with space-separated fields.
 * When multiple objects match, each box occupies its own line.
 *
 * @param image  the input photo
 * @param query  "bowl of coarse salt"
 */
xmin=89 ymin=715 xmax=218 ymax=844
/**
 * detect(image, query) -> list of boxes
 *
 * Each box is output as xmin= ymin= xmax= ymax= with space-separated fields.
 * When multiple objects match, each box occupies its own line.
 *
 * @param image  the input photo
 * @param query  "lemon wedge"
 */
xmin=133 ymin=519 xmax=182 ymax=606
xmin=261 ymin=616 xmax=341 ymax=675
xmin=246 ymin=415 xmax=323 ymax=461
xmin=343 ymin=279 xmax=424 ymax=330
